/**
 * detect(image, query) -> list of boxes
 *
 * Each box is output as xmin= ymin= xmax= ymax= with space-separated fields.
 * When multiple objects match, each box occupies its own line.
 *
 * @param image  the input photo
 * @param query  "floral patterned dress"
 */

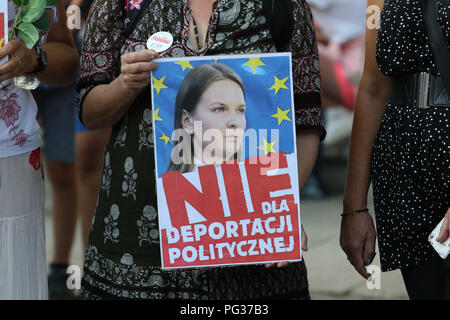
xmin=77 ymin=0 xmax=324 ymax=299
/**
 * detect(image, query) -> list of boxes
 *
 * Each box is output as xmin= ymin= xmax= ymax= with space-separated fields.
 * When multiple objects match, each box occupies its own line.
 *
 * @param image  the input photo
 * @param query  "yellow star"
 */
xmin=159 ymin=132 xmax=171 ymax=146
xmin=269 ymin=76 xmax=289 ymax=94
xmin=152 ymin=75 xmax=168 ymax=95
xmin=175 ymin=60 xmax=193 ymax=71
xmin=154 ymin=108 xmax=163 ymax=121
xmin=243 ymin=57 xmax=265 ymax=74
xmin=271 ymin=107 xmax=292 ymax=125
xmin=258 ymin=139 xmax=277 ymax=155
xmin=0 ymin=38 xmax=4 ymax=48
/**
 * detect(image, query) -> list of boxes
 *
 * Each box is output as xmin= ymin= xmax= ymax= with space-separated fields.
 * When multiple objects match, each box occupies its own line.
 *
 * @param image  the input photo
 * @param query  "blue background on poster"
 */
xmin=152 ymin=55 xmax=295 ymax=177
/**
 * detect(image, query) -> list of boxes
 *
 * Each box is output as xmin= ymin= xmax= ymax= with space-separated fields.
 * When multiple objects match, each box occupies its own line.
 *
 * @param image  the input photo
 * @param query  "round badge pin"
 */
xmin=147 ymin=32 xmax=173 ymax=53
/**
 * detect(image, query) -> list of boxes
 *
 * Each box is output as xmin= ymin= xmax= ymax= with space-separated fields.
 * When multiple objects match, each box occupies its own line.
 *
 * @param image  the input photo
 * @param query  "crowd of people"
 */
xmin=0 ymin=0 xmax=449 ymax=300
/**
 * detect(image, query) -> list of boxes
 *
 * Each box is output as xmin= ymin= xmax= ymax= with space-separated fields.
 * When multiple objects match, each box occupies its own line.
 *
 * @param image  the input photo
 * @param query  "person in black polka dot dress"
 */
xmin=340 ymin=0 xmax=450 ymax=300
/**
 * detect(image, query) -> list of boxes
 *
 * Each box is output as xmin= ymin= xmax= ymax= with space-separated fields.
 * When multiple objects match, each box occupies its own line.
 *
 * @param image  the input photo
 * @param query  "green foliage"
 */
xmin=9 ymin=0 xmax=61 ymax=49
xmin=17 ymin=22 xmax=39 ymax=48
xmin=32 ymin=12 xmax=50 ymax=31
xmin=23 ymin=0 xmax=46 ymax=24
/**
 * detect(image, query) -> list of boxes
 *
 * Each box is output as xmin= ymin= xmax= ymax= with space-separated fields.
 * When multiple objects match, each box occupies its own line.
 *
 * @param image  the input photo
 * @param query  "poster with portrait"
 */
xmin=151 ymin=53 xmax=302 ymax=269
xmin=0 ymin=2 xmax=7 ymax=65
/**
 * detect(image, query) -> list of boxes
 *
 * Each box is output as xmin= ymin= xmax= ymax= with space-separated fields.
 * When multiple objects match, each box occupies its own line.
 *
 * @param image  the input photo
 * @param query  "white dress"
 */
xmin=0 ymin=151 xmax=47 ymax=300
xmin=0 ymin=0 xmax=47 ymax=300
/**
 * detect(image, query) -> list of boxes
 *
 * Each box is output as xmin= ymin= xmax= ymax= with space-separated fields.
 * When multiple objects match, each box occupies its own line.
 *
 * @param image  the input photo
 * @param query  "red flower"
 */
xmin=29 ymin=148 xmax=41 ymax=171
xmin=12 ymin=129 xmax=29 ymax=147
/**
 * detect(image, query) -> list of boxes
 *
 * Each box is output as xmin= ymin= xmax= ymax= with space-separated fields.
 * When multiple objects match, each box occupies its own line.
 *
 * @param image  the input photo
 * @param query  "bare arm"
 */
xmin=343 ymin=0 xmax=394 ymax=209
xmin=81 ymin=50 xmax=159 ymax=129
xmin=297 ymin=130 xmax=320 ymax=193
xmin=340 ymin=0 xmax=394 ymax=279
xmin=38 ymin=1 xmax=79 ymax=85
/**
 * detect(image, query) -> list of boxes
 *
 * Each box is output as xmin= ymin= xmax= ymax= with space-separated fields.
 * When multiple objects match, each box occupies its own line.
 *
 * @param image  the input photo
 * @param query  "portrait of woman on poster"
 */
xmin=166 ymin=63 xmax=247 ymax=173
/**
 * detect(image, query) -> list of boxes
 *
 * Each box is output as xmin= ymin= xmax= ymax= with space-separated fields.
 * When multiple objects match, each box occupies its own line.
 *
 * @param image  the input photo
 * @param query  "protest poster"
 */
xmin=151 ymin=53 xmax=302 ymax=269
xmin=0 ymin=2 xmax=7 ymax=65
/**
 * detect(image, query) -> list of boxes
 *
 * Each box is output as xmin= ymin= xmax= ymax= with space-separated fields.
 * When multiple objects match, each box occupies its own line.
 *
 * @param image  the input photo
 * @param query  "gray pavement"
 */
xmin=43 ymin=157 xmax=409 ymax=300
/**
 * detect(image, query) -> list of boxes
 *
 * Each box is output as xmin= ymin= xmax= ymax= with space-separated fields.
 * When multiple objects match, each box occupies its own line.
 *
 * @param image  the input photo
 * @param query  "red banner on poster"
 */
xmin=0 ymin=3 xmax=7 ymax=65
xmin=159 ymin=154 xmax=301 ymax=268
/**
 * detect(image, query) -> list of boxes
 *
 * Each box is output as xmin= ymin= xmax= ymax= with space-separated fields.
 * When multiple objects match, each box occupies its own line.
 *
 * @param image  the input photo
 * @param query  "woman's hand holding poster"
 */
xmin=151 ymin=53 xmax=302 ymax=269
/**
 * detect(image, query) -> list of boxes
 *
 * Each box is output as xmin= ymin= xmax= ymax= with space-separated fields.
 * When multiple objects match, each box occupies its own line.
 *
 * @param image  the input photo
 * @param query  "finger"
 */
xmin=264 ymin=263 xmax=275 ymax=268
xmin=356 ymin=265 xmax=371 ymax=280
xmin=0 ymin=41 xmax=20 ymax=60
xmin=0 ymin=71 xmax=15 ymax=83
xmin=147 ymin=49 xmax=160 ymax=58
xmin=437 ymin=216 xmax=449 ymax=243
xmin=122 ymin=50 xmax=154 ymax=64
xmin=355 ymin=264 xmax=371 ymax=279
xmin=0 ymin=58 xmax=20 ymax=75
xmin=122 ymin=61 xmax=157 ymax=74
xmin=277 ymin=262 xmax=289 ymax=268
xmin=122 ymin=63 xmax=158 ymax=78
xmin=348 ymin=248 xmax=371 ymax=279
xmin=122 ymin=50 xmax=157 ymax=64
xmin=302 ymin=226 xmax=308 ymax=251
xmin=362 ymin=233 xmax=376 ymax=266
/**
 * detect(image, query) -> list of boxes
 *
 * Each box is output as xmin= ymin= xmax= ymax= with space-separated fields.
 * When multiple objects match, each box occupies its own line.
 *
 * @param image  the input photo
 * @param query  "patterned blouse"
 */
xmin=77 ymin=0 xmax=323 ymax=299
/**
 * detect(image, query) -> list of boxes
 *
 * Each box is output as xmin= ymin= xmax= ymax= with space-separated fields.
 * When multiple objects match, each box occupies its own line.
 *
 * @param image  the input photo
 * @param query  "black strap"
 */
xmin=423 ymin=0 xmax=450 ymax=95
xmin=390 ymin=73 xmax=450 ymax=107
xmin=262 ymin=0 xmax=295 ymax=51
xmin=122 ymin=0 xmax=153 ymax=40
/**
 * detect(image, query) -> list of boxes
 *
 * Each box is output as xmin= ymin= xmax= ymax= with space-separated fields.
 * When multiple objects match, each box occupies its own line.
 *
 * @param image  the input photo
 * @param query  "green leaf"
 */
xmin=17 ymin=22 xmax=39 ymax=49
xmin=46 ymin=0 xmax=61 ymax=5
xmin=22 ymin=0 xmax=46 ymax=23
xmin=32 ymin=11 xmax=49 ymax=31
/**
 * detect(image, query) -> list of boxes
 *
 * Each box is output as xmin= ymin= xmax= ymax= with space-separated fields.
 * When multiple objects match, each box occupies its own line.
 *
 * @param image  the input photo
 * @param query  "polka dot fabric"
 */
xmin=376 ymin=0 xmax=450 ymax=77
xmin=371 ymin=0 xmax=450 ymax=272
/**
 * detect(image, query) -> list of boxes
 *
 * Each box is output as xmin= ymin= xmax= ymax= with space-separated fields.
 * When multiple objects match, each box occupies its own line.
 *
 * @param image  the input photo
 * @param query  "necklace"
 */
xmin=188 ymin=0 xmax=217 ymax=52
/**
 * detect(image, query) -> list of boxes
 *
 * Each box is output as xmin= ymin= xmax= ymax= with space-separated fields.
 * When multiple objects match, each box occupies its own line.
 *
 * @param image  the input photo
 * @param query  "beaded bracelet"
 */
xmin=341 ymin=208 xmax=369 ymax=217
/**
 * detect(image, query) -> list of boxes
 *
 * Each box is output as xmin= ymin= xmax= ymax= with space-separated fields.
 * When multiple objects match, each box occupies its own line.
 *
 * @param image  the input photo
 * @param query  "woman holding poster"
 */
xmin=0 ymin=0 xmax=78 ymax=299
xmin=77 ymin=0 xmax=325 ymax=300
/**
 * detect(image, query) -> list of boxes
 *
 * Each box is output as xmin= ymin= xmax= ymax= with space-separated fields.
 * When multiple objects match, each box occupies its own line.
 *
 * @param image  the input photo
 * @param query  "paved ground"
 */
xmin=43 ymin=156 xmax=409 ymax=300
